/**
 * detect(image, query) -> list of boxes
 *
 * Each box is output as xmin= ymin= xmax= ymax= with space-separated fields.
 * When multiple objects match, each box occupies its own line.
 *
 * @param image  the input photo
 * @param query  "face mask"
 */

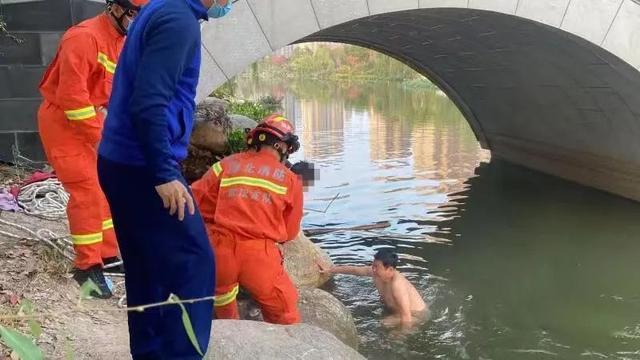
xmin=208 ymin=0 xmax=232 ymax=19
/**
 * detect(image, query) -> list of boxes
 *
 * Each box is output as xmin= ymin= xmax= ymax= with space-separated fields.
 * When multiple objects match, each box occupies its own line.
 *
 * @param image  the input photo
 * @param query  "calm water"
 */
xmin=233 ymin=79 xmax=640 ymax=360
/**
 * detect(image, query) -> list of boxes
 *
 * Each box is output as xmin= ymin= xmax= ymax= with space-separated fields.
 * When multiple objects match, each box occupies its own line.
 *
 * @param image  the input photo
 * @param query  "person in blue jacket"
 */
xmin=97 ymin=0 xmax=232 ymax=358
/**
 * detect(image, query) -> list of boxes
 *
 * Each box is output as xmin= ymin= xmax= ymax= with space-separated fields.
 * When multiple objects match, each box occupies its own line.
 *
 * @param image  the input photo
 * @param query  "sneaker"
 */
xmin=73 ymin=265 xmax=113 ymax=299
xmin=102 ymin=257 xmax=125 ymax=274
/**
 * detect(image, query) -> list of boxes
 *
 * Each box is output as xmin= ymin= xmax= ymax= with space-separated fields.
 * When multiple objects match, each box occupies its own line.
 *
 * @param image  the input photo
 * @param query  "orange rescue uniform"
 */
xmin=192 ymin=150 xmax=304 ymax=324
xmin=37 ymin=13 xmax=123 ymax=270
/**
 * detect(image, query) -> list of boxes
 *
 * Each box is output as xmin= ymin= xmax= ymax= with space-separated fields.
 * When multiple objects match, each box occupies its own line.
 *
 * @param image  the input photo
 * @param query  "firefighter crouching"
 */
xmin=192 ymin=114 xmax=304 ymax=324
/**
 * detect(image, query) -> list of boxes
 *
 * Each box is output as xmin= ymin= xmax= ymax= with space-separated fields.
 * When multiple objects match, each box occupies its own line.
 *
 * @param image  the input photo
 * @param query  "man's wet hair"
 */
xmin=374 ymin=249 xmax=399 ymax=268
xmin=286 ymin=160 xmax=318 ymax=186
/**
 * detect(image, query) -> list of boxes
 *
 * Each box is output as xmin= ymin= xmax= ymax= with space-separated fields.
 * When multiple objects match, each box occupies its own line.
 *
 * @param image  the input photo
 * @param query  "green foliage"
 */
xmin=19 ymin=301 xmax=41 ymax=340
xmin=402 ymin=77 xmax=437 ymax=90
xmin=228 ymin=100 xmax=272 ymax=122
xmin=0 ymin=326 xmax=43 ymax=360
xmin=289 ymin=46 xmax=336 ymax=79
xmin=168 ymin=294 xmax=203 ymax=357
xmin=227 ymin=129 xmax=247 ymax=154
xmin=246 ymin=43 xmax=431 ymax=85
xmin=0 ymin=297 xmax=44 ymax=359
xmin=211 ymin=81 xmax=236 ymax=101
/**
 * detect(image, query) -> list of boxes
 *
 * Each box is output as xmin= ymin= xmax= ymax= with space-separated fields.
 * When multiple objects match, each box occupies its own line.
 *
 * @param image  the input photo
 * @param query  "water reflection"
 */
xmin=293 ymin=99 xmax=345 ymax=161
xmin=232 ymin=78 xmax=640 ymax=359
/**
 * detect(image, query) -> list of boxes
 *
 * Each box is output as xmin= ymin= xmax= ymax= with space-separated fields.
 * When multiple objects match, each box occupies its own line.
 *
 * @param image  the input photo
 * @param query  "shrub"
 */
xmin=227 ymin=129 xmax=247 ymax=154
xmin=228 ymin=100 xmax=272 ymax=122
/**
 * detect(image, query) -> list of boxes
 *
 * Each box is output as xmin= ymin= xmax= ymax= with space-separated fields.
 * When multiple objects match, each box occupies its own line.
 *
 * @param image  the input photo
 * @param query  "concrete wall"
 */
xmin=0 ymin=0 xmax=103 ymax=163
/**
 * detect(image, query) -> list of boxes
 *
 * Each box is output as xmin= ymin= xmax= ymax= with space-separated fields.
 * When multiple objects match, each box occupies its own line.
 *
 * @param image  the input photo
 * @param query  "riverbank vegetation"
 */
xmin=242 ymin=43 xmax=436 ymax=89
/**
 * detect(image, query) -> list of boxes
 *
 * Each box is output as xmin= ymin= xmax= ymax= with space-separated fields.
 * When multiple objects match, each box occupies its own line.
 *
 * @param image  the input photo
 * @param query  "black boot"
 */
xmin=103 ymin=256 xmax=125 ymax=274
xmin=73 ymin=265 xmax=113 ymax=299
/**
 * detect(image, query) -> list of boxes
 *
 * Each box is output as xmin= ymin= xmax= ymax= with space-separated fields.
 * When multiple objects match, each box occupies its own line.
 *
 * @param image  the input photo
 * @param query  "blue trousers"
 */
xmin=98 ymin=156 xmax=214 ymax=359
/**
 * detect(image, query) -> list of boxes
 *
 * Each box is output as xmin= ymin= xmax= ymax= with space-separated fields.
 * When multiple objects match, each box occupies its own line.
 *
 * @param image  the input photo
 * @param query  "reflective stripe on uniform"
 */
xmin=212 ymin=162 xmax=223 ymax=177
xmin=97 ymin=52 xmax=116 ymax=74
xmin=102 ymin=219 xmax=114 ymax=231
xmin=220 ymin=176 xmax=287 ymax=195
xmin=72 ymin=232 xmax=103 ymax=246
xmin=214 ymin=284 xmax=239 ymax=307
xmin=64 ymin=106 xmax=96 ymax=121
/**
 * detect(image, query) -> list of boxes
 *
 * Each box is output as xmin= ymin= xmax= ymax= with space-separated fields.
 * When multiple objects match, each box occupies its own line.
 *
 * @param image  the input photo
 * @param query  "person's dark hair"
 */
xmin=374 ymin=249 xmax=398 ymax=268
xmin=289 ymin=161 xmax=317 ymax=185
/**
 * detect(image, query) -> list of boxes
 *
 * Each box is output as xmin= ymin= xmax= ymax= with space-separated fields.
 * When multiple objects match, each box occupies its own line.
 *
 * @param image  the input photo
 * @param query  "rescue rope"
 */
xmin=17 ymin=178 xmax=69 ymax=221
xmin=0 ymin=176 xmax=73 ymax=261
xmin=0 ymin=216 xmax=74 ymax=262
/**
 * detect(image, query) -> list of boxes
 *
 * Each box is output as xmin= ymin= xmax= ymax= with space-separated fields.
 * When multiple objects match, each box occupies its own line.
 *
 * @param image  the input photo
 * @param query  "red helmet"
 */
xmin=247 ymin=114 xmax=300 ymax=155
xmin=107 ymin=0 xmax=147 ymax=11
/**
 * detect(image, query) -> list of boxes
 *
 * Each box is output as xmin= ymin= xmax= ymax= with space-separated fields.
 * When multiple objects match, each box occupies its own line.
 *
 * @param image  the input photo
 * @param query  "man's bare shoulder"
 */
xmin=392 ymin=272 xmax=413 ymax=288
xmin=392 ymin=273 xmax=426 ymax=306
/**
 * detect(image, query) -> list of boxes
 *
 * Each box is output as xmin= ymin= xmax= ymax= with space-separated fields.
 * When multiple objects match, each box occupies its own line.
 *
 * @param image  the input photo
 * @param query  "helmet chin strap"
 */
xmin=108 ymin=6 xmax=129 ymax=35
xmin=273 ymin=143 xmax=289 ymax=163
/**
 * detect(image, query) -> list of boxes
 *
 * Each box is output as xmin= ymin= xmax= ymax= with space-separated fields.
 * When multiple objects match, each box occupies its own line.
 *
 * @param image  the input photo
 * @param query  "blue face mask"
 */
xmin=208 ymin=0 xmax=232 ymax=19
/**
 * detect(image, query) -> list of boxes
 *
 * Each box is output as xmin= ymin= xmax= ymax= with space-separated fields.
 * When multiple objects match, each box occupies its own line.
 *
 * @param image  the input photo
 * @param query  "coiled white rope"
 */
xmin=3 ymin=177 xmax=125 ymax=269
xmin=0 ymin=176 xmax=74 ymax=262
xmin=17 ymin=178 xmax=69 ymax=221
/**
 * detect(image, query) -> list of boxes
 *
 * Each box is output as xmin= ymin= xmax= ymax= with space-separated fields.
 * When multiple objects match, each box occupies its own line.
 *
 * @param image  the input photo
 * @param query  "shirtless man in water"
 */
xmin=319 ymin=249 xmax=427 ymax=328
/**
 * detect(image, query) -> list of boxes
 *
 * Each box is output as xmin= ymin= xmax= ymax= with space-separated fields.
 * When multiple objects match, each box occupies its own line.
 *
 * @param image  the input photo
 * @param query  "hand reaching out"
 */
xmin=317 ymin=260 xmax=332 ymax=274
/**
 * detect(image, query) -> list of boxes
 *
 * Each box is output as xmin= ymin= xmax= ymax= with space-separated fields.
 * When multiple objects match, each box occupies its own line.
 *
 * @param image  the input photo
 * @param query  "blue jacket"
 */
xmin=99 ymin=0 xmax=208 ymax=185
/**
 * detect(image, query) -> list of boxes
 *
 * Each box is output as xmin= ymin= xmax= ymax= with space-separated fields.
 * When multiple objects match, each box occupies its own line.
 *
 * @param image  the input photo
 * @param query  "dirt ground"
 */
xmin=0 ymin=209 xmax=129 ymax=359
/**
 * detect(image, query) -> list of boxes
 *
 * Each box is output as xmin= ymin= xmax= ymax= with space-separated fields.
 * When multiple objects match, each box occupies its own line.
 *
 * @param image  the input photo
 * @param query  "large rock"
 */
xmin=237 ymin=288 xmax=359 ymax=350
xmin=283 ymin=232 xmax=333 ymax=288
xmin=183 ymin=97 xmax=232 ymax=183
xmin=182 ymin=146 xmax=220 ymax=184
xmin=109 ymin=320 xmax=364 ymax=360
xmin=191 ymin=96 xmax=231 ymax=153
xmin=209 ymin=320 xmax=364 ymax=360
xmin=229 ymin=114 xmax=257 ymax=131
xmin=190 ymin=118 xmax=228 ymax=154
xmin=196 ymin=97 xmax=229 ymax=122
xmin=298 ymin=288 xmax=359 ymax=350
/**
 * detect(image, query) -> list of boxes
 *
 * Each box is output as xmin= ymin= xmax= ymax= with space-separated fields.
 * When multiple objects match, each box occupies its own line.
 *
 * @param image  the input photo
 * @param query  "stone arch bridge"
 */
xmin=1 ymin=0 xmax=639 ymax=200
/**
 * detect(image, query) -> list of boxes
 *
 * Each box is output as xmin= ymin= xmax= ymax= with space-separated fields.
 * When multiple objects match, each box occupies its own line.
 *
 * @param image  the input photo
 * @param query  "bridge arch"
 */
xmin=197 ymin=0 xmax=640 ymax=201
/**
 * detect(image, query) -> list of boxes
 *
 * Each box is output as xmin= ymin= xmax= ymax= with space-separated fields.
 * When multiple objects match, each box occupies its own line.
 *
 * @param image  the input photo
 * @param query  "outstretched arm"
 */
xmin=318 ymin=262 xmax=373 ymax=277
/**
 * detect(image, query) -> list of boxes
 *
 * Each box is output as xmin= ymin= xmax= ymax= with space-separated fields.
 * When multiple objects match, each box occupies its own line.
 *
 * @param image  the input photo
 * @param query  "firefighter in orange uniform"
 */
xmin=37 ymin=0 xmax=146 ymax=298
xmin=192 ymin=114 xmax=304 ymax=324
